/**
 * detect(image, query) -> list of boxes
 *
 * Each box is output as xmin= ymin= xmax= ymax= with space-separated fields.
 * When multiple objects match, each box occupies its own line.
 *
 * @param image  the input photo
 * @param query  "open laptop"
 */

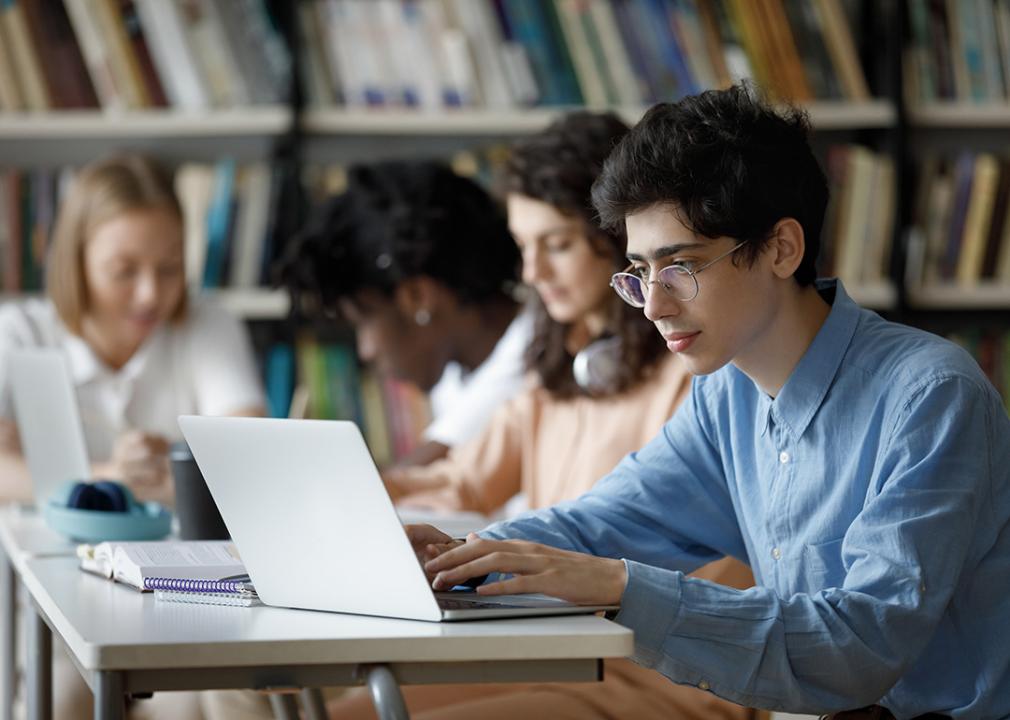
xmin=178 ymin=415 xmax=618 ymax=622
xmin=9 ymin=349 xmax=91 ymax=504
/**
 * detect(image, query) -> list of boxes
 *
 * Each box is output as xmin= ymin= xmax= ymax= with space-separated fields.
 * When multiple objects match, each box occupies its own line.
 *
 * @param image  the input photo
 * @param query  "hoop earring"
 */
xmin=414 ymin=309 xmax=431 ymax=326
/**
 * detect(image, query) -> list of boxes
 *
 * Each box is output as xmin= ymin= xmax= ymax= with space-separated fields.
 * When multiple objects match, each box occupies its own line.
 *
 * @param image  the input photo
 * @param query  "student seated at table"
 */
xmin=0 ymin=154 xmax=264 ymax=720
xmin=324 ymin=112 xmax=756 ymax=720
xmin=200 ymin=161 xmax=531 ymax=720
xmin=0 ymin=153 xmax=265 ymax=506
xmin=274 ymin=160 xmax=530 ymax=468
xmin=414 ymin=86 xmax=1010 ymax=720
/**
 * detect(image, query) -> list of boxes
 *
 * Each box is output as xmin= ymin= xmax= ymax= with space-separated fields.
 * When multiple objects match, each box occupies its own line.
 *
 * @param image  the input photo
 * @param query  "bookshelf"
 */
xmin=211 ymin=289 xmax=291 ymax=320
xmin=301 ymin=100 xmax=898 ymax=135
xmin=0 ymin=108 xmax=292 ymax=139
xmin=908 ymin=103 xmax=1010 ymax=128
xmin=15 ymin=0 xmax=984 ymax=414
xmin=906 ymin=284 xmax=1010 ymax=311
xmin=0 ymin=289 xmax=291 ymax=321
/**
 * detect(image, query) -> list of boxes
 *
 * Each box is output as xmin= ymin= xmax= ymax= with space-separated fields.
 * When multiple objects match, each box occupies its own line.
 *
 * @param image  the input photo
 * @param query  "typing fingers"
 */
xmin=431 ymin=550 xmax=548 ymax=591
xmin=404 ymin=524 xmax=452 ymax=549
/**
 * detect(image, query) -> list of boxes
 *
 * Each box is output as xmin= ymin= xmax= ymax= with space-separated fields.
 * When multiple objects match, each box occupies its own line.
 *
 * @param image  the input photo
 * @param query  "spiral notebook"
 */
xmin=78 ymin=540 xmax=246 ymax=592
xmin=154 ymin=587 xmax=260 ymax=607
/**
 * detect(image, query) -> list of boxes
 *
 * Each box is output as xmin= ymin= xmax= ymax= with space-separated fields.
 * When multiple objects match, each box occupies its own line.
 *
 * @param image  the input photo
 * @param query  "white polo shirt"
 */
xmin=0 ymin=297 xmax=265 ymax=462
xmin=424 ymin=308 xmax=533 ymax=447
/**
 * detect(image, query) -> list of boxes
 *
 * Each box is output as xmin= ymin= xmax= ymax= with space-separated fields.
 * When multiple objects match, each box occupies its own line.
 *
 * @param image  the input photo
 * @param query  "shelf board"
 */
xmin=0 ymin=107 xmax=292 ymax=139
xmin=907 ymin=283 xmax=1010 ymax=309
xmin=211 ymin=289 xmax=290 ymax=319
xmin=302 ymin=100 xmax=897 ymax=135
xmin=0 ymin=101 xmax=894 ymax=140
xmin=908 ymin=103 xmax=1010 ymax=128
xmin=802 ymin=100 xmax=897 ymax=129
xmin=0 ymin=289 xmax=289 ymax=320
xmin=847 ymin=281 xmax=898 ymax=310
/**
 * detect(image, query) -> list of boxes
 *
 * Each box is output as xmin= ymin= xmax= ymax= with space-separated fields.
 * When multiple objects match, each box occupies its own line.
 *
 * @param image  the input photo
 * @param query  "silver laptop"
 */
xmin=178 ymin=415 xmax=617 ymax=622
xmin=9 ymin=349 xmax=91 ymax=504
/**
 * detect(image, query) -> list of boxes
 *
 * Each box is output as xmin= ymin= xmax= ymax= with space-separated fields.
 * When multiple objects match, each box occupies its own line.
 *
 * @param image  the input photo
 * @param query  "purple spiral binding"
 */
xmin=143 ymin=577 xmax=246 ymax=594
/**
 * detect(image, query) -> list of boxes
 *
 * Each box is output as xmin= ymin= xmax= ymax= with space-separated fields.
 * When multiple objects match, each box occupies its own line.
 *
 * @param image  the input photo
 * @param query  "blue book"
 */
xmin=610 ymin=0 xmax=661 ymax=102
xmin=644 ymin=0 xmax=698 ymax=99
xmin=202 ymin=159 xmax=236 ymax=288
xmin=943 ymin=153 xmax=977 ymax=281
xmin=502 ymin=0 xmax=582 ymax=105
xmin=264 ymin=344 xmax=295 ymax=418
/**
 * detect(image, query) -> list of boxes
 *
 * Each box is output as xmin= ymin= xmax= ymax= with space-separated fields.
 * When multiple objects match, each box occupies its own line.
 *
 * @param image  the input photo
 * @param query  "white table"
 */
xmin=0 ymin=506 xmax=77 ymax=720
xmin=19 ymin=555 xmax=633 ymax=720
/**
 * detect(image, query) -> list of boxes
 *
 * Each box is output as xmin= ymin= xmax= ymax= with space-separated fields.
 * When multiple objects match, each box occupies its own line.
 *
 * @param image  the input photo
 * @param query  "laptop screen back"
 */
xmin=178 ymin=416 xmax=444 ymax=622
xmin=9 ymin=349 xmax=91 ymax=504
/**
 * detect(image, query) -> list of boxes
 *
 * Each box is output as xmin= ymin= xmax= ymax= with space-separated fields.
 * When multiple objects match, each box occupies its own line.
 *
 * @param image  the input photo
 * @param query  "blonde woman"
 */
xmin=0 ymin=154 xmax=264 ymax=720
xmin=0 ymin=154 xmax=264 ymax=506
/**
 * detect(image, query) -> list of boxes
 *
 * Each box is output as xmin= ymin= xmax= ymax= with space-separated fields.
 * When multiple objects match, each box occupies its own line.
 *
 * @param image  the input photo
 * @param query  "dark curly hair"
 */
xmin=505 ymin=111 xmax=667 ymax=398
xmin=276 ymin=161 xmax=519 ymax=315
xmin=592 ymin=84 xmax=827 ymax=286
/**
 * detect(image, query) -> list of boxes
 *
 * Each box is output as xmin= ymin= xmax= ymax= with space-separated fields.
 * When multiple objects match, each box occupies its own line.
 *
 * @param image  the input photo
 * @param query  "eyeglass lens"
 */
xmin=612 ymin=266 xmax=697 ymax=306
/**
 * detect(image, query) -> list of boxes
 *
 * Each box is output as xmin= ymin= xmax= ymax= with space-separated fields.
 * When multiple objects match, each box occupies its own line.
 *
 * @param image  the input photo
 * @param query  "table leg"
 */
xmin=25 ymin=604 xmax=50 ymax=720
xmin=93 ymin=671 xmax=125 ymax=720
xmin=363 ymin=665 xmax=409 ymax=720
xmin=268 ymin=693 xmax=300 ymax=720
xmin=300 ymin=688 xmax=328 ymax=720
xmin=0 ymin=547 xmax=14 ymax=720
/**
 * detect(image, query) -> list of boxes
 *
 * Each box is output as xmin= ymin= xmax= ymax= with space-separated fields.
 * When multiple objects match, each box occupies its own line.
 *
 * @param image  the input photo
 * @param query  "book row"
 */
xmin=262 ymin=339 xmax=430 ymax=468
xmin=297 ymin=0 xmax=873 ymax=110
xmin=911 ymin=152 xmax=1010 ymax=288
xmin=905 ymin=0 xmax=1010 ymax=104
xmin=817 ymin=144 xmax=896 ymax=288
xmin=1 ymin=140 xmax=899 ymax=296
xmin=0 ymin=0 xmax=289 ymax=113
xmin=0 ymin=161 xmax=288 ymax=293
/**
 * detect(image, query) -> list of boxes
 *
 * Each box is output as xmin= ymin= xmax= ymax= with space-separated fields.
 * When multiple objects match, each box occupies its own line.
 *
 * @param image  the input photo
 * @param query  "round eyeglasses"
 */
xmin=610 ymin=241 xmax=749 ymax=307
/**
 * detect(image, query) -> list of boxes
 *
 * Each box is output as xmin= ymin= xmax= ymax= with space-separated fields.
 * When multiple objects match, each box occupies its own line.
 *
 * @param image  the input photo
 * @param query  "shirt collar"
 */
xmin=61 ymin=324 xmax=164 ymax=386
xmin=768 ymin=278 xmax=861 ymax=441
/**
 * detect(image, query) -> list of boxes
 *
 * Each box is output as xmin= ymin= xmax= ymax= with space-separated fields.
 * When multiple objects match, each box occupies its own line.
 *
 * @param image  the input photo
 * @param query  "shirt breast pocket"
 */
xmin=800 ymin=537 xmax=847 ymax=593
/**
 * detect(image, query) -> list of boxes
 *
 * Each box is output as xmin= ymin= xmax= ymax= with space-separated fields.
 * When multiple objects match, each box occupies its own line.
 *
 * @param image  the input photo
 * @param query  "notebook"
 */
xmin=77 ymin=540 xmax=247 ymax=592
xmin=178 ymin=415 xmax=620 ymax=622
xmin=154 ymin=589 xmax=259 ymax=607
xmin=8 ymin=349 xmax=91 ymax=504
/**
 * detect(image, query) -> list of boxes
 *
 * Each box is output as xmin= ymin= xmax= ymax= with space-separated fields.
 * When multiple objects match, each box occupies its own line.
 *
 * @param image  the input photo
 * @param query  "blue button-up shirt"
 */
xmin=482 ymin=280 xmax=1010 ymax=718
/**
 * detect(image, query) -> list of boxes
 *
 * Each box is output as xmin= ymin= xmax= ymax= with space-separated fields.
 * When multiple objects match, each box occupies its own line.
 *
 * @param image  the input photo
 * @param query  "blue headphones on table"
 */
xmin=44 ymin=480 xmax=172 ymax=542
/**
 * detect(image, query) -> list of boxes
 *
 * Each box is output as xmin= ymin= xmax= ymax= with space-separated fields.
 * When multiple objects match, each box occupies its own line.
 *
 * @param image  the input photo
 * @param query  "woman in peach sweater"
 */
xmin=327 ymin=112 xmax=756 ymax=720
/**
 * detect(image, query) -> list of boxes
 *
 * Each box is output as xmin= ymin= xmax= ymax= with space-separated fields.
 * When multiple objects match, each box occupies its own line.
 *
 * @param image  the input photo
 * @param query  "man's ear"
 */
xmin=768 ymin=218 xmax=805 ymax=280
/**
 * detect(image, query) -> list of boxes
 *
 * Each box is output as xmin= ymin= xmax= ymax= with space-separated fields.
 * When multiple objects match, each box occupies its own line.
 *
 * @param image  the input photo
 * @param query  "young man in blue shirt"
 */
xmin=414 ymin=86 xmax=1010 ymax=719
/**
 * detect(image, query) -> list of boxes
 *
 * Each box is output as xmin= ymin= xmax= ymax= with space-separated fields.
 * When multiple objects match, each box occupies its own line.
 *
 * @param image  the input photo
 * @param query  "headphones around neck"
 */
xmin=44 ymin=480 xmax=172 ymax=542
xmin=572 ymin=335 xmax=623 ymax=395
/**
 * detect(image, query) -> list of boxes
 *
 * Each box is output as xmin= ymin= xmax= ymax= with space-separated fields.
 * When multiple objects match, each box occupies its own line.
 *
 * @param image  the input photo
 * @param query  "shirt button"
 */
xmin=698 ymin=680 xmax=710 ymax=691
xmin=771 ymin=547 xmax=782 ymax=560
xmin=779 ymin=451 xmax=790 ymax=464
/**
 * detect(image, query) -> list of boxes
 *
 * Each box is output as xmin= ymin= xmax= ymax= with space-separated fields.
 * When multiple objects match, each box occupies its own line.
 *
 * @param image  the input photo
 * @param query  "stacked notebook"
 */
xmin=151 ymin=575 xmax=259 ymax=607
xmin=77 ymin=540 xmax=259 ymax=607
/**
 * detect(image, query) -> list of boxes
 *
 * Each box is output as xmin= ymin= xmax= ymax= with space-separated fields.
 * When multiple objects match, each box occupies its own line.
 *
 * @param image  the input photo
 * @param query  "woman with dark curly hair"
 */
xmin=328 ymin=113 xmax=756 ymax=720
xmin=276 ymin=160 xmax=532 ymax=467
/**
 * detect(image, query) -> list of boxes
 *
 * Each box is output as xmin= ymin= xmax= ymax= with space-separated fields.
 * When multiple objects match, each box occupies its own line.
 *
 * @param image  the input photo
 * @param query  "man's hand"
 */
xmin=404 ymin=524 xmax=463 ymax=581
xmin=424 ymin=533 xmax=628 ymax=606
